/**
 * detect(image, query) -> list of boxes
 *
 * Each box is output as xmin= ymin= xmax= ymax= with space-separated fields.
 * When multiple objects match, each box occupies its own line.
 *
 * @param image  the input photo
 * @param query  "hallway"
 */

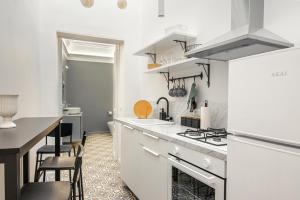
xmin=82 ymin=133 xmax=136 ymax=200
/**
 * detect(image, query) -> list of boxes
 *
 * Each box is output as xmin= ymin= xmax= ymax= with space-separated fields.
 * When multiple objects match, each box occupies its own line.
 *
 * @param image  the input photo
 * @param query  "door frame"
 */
xmin=57 ymin=32 xmax=124 ymax=119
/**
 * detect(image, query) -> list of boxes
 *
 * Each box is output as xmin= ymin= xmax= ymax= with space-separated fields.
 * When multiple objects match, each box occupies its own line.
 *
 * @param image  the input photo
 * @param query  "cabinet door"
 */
xmin=141 ymin=144 xmax=168 ymax=200
xmin=120 ymin=124 xmax=142 ymax=197
xmin=62 ymin=115 xmax=82 ymax=140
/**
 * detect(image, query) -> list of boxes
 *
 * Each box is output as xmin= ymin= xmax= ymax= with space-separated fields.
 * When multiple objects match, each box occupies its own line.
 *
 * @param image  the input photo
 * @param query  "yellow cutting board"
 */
xmin=133 ymin=100 xmax=152 ymax=119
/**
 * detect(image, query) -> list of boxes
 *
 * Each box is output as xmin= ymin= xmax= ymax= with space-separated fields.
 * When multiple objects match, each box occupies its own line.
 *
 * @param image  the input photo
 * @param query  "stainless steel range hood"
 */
xmin=186 ymin=0 xmax=293 ymax=61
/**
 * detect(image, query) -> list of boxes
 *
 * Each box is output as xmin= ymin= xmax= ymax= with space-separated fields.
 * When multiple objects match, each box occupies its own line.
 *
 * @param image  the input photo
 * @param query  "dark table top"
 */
xmin=0 ymin=117 xmax=62 ymax=156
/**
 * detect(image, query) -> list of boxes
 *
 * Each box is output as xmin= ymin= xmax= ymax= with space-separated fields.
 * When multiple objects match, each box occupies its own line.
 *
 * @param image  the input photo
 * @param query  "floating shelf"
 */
xmin=145 ymin=57 xmax=208 ymax=74
xmin=134 ymin=32 xmax=197 ymax=57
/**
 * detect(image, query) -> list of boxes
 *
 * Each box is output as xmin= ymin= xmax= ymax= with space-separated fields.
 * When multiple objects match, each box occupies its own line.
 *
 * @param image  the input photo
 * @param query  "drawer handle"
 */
xmin=142 ymin=147 xmax=159 ymax=157
xmin=123 ymin=124 xmax=134 ymax=130
xmin=143 ymin=132 xmax=159 ymax=140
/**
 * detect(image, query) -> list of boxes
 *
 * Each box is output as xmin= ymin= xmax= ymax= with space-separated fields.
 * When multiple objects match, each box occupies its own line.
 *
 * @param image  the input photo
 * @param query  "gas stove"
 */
xmin=177 ymin=128 xmax=229 ymax=146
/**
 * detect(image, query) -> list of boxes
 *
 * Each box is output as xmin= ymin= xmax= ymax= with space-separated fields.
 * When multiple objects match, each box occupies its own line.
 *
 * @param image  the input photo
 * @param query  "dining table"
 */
xmin=0 ymin=117 xmax=63 ymax=200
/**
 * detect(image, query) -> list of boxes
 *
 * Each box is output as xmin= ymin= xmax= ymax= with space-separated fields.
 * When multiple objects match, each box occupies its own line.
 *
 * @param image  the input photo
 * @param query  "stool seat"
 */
xmin=21 ymin=182 xmax=70 ymax=200
xmin=39 ymin=156 xmax=76 ymax=170
xmin=37 ymin=145 xmax=72 ymax=154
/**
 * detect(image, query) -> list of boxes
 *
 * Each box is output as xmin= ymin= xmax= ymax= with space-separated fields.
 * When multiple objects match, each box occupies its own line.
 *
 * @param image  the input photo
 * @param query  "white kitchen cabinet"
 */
xmin=120 ymin=124 xmax=142 ymax=198
xmin=140 ymin=132 xmax=168 ymax=200
xmin=120 ymin=124 xmax=168 ymax=200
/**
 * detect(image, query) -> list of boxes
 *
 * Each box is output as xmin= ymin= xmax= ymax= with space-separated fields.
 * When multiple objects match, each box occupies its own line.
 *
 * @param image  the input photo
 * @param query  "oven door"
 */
xmin=168 ymin=156 xmax=225 ymax=200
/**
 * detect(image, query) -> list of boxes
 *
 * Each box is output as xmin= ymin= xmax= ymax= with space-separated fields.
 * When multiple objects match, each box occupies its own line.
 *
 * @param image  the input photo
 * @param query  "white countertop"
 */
xmin=114 ymin=117 xmax=227 ymax=161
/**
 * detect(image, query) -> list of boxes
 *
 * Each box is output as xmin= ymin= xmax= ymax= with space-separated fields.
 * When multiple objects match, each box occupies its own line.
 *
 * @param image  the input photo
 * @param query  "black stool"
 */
xmin=34 ymin=123 xmax=73 ymax=181
xmin=21 ymin=146 xmax=84 ymax=200
xmin=35 ymin=138 xmax=86 ymax=200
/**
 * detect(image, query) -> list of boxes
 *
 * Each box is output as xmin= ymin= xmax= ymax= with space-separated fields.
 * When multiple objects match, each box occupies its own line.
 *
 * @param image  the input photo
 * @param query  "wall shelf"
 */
xmin=135 ymin=31 xmax=211 ymax=88
xmin=134 ymin=32 xmax=197 ymax=62
xmin=158 ymin=62 xmax=211 ymax=89
xmin=145 ymin=57 xmax=208 ymax=74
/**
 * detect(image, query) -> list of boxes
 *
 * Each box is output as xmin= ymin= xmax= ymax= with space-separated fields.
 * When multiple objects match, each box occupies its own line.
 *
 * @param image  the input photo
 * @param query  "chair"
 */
xmin=21 ymin=146 xmax=84 ymax=200
xmin=34 ymin=123 xmax=73 ymax=181
xmin=35 ymin=137 xmax=87 ymax=200
xmin=71 ymin=131 xmax=87 ymax=153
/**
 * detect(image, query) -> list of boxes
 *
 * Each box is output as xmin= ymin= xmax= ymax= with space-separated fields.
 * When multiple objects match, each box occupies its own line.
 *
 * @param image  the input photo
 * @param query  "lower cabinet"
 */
xmin=120 ymin=124 xmax=143 ymax=197
xmin=120 ymin=124 xmax=168 ymax=200
xmin=140 ymin=144 xmax=168 ymax=200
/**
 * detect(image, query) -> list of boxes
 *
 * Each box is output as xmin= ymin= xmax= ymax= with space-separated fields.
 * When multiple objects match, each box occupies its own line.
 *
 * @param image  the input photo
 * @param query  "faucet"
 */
xmin=156 ymin=97 xmax=169 ymax=120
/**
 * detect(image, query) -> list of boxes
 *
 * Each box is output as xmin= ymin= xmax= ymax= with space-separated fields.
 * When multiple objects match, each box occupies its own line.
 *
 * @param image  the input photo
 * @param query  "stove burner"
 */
xmin=177 ymin=127 xmax=228 ymax=146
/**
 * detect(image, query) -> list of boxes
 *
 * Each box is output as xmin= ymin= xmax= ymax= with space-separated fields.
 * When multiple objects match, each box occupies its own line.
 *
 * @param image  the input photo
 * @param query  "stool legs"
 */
xmin=80 ymin=168 xmax=84 ymax=200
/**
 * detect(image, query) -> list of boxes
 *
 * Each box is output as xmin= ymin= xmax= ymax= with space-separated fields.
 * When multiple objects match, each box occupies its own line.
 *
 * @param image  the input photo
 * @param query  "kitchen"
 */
xmin=0 ymin=0 xmax=300 ymax=200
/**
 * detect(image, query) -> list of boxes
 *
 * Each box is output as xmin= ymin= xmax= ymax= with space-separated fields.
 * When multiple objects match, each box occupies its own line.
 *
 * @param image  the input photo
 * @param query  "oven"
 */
xmin=167 ymin=154 xmax=226 ymax=200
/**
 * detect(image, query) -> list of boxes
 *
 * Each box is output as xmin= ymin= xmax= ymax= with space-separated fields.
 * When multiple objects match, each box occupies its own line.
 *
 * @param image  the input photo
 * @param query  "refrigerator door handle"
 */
xmin=228 ymin=129 xmax=300 ymax=148
xmin=231 ymin=136 xmax=300 ymax=157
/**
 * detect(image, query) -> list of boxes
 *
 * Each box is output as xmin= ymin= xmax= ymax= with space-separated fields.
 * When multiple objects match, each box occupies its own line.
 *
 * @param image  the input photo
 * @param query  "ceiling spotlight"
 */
xmin=117 ymin=0 xmax=127 ymax=9
xmin=80 ymin=0 xmax=94 ymax=8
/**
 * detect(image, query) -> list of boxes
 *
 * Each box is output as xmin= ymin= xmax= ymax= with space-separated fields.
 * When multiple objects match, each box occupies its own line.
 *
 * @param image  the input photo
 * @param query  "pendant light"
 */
xmin=80 ymin=0 xmax=94 ymax=8
xmin=117 ymin=0 xmax=127 ymax=9
xmin=158 ymin=0 xmax=165 ymax=17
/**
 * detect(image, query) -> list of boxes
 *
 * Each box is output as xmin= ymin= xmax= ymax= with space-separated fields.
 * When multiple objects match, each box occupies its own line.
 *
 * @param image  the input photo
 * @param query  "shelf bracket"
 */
xmin=160 ymin=72 xmax=170 ymax=89
xmin=145 ymin=53 xmax=157 ymax=63
xmin=173 ymin=40 xmax=188 ymax=52
xmin=196 ymin=63 xmax=210 ymax=87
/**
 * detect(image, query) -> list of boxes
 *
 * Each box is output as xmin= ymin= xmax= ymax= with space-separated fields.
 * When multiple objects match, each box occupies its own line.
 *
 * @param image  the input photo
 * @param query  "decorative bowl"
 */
xmin=0 ymin=95 xmax=18 ymax=129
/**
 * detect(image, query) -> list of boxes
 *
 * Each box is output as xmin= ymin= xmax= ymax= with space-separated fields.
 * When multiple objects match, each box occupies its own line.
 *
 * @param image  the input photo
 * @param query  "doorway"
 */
xmin=57 ymin=32 xmax=122 ymax=134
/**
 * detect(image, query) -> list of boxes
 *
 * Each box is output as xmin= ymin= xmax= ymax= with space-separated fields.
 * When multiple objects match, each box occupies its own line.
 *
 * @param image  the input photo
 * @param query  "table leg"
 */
xmin=23 ymin=152 xmax=30 ymax=184
xmin=0 ymin=154 xmax=21 ymax=200
xmin=55 ymin=123 xmax=61 ymax=181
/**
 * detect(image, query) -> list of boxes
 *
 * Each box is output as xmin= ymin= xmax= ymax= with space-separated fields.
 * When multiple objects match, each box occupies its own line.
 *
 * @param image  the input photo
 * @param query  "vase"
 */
xmin=0 ymin=95 xmax=18 ymax=129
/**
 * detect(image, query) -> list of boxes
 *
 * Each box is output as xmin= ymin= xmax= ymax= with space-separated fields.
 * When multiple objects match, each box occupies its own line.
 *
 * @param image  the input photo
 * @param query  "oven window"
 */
xmin=172 ymin=167 xmax=215 ymax=200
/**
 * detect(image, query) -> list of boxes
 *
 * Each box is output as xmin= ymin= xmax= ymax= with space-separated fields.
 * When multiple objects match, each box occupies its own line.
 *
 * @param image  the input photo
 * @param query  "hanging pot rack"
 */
xmin=160 ymin=62 xmax=210 ymax=89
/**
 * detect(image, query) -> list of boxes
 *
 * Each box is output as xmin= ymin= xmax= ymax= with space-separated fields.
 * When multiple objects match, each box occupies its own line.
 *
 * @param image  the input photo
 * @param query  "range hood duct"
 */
xmin=186 ymin=0 xmax=293 ymax=61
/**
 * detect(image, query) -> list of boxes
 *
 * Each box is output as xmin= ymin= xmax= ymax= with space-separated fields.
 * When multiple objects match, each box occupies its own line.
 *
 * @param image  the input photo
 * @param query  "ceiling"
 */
xmin=62 ymin=39 xmax=116 ymax=63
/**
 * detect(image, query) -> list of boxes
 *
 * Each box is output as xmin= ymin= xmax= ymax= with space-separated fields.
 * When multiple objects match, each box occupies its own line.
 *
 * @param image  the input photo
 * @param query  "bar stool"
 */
xmin=35 ymin=139 xmax=86 ymax=200
xmin=34 ymin=123 xmax=73 ymax=181
xmin=21 ymin=146 xmax=83 ymax=200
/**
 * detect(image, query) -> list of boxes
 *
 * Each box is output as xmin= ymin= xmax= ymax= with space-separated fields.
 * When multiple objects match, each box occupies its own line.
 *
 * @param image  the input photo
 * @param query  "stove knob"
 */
xmin=203 ymin=158 xmax=211 ymax=169
xmin=173 ymin=146 xmax=179 ymax=155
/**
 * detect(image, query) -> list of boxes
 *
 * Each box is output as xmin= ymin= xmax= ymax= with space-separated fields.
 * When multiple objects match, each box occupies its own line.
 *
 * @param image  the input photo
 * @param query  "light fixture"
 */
xmin=80 ymin=0 xmax=94 ymax=8
xmin=117 ymin=0 xmax=127 ymax=9
xmin=158 ymin=0 xmax=165 ymax=17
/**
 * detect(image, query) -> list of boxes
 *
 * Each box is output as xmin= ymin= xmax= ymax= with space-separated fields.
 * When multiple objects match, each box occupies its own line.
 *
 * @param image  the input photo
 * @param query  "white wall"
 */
xmin=37 ymin=0 xmax=144 ymax=117
xmin=139 ymin=0 xmax=231 ymax=127
xmin=0 ymin=0 xmax=40 ymax=119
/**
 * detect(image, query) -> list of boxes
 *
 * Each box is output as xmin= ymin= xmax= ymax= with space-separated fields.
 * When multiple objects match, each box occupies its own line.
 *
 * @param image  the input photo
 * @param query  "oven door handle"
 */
xmin=168 ymin=157 xmax=216 ymax=184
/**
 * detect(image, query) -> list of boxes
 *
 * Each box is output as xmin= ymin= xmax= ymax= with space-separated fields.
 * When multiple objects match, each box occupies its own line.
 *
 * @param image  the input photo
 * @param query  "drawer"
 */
xmin=168 ymin=142 xmax=226 ymax=178
xmin=140 ymin=131 xmax=169 ymax=158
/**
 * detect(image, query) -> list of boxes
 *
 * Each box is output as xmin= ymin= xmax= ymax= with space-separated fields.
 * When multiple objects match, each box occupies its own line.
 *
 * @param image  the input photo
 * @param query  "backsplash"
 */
xmin=145 ymin=60 xmax=229 ymax=129
xmin=152 ymin=100 xmax=228 ymax=129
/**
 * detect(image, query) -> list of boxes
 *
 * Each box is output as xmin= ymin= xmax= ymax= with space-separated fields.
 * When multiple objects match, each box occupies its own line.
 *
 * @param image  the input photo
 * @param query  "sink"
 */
xmin=63 ymin=107 xmax=81 ymax=115
xmin=129 ymin=118 xmax=174 ymax=126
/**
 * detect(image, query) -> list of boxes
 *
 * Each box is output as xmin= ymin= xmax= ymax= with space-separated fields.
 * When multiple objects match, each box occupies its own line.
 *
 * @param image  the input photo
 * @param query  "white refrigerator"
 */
xmin=227 ymin=46 xmax=300 ymax=200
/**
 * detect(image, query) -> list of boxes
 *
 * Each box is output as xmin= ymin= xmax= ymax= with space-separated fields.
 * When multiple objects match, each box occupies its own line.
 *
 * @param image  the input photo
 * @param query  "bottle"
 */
xmin=200 ymin=100 xmax=211 ymax=130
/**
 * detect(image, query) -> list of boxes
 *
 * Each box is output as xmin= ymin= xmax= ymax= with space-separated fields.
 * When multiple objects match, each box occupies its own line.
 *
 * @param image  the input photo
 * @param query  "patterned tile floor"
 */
xmin=82 ymin=133 xmax=137 ymax=200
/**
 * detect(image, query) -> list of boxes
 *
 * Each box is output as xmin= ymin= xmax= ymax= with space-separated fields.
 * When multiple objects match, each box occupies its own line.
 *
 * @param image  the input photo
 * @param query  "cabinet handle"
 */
xmin=142 ymin=147 xmax=159 ymax=157
xmin=142 ymin=132 xmax=159 ymax=140
xmin=123 ymin=124 xmax=134 ymax=130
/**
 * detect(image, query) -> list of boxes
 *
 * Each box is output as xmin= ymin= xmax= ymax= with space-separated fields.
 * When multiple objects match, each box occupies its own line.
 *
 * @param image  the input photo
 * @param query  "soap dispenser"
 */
xmin=159 ymin=108 xmax=167 ymax=121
